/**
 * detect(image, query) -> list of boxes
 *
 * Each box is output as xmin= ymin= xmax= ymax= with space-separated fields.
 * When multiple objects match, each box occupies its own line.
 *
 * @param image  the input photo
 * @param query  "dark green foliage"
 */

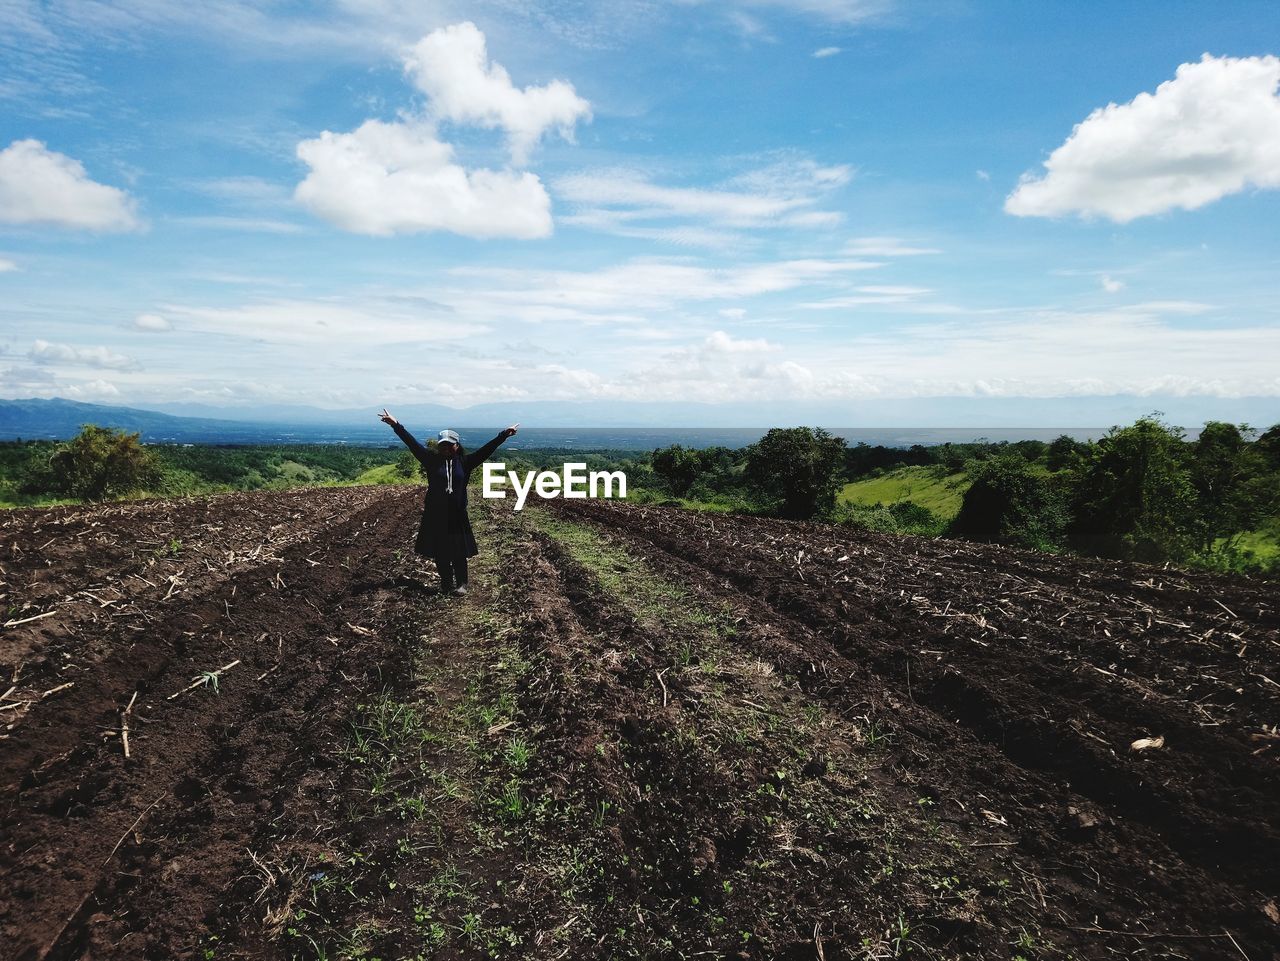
xmin=1187 ymin=422 xmax=1280 ymax=560
xmin=833 ymin=501 xmax=946 ymax=536
xmin=1068 ymin=416 xmax=1200 ymax=562
xmin=1045 ymin=434 xmax=1088 ymax=472
xmin=1009 ymin=439 xmax=1049 ymax=462
xmin=744 ymin=427 xmax=847 ymax=520
xmin=844 ymin=442 xmax=933 ymax=477
xmin=1255 ymin=424 xmax=1280 ymax=470
xmin=394 ymin=450 xmax=420 ymax=479
xmin=29 ymin=424 xmax=160 ymax=501
xmin=650 ymin=444 xmax=702 ymax=497
xmin=949 ymin=455 xmax=1067 ymax=551
xmin=935 ymin=443 xmax=974 ymax=474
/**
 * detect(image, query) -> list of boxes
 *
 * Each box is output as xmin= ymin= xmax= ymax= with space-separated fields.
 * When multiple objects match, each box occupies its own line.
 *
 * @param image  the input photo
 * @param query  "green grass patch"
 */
xmin=353 ymin=462 xmax=419 ymax=486
xmin=528 ymin=508 xmax=734 ymax=638
xmin=839 ymin=466 xmax=970 ymax=518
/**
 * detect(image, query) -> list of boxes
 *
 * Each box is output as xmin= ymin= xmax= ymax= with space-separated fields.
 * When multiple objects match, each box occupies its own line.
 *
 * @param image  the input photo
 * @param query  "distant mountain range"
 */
xmin=1 ymin=396 xmax=1277 ymax=447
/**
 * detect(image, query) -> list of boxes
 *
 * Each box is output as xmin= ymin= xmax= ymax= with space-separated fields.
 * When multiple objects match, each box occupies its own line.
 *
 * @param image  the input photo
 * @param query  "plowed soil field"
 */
xmin=2 ymin=487 xmax=1277 ymax=960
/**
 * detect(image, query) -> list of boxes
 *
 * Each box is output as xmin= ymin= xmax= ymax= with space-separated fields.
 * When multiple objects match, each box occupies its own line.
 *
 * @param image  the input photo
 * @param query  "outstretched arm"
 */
xmin=463 ymin=424 xmax=518 ymax=473
xmin=380 ymin=409 xmax=435 ymax=466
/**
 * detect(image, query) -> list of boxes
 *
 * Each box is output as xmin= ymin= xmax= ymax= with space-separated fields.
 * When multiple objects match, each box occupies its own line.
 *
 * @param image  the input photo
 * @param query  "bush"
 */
xmin=833 ymin=501 xmax=945 ymax=536
xmin=394 ymin=450 xmax=420 ymax=479
xmin=744 ymin=427 xmax=847 ymax=520
xmin=650 ymin=445 xmax=702 ymax=496
xmin=1068 ymin=416 xmax=1199 ymax=562
xmin=949 ymin=454 xmax=1067 ymax=551
xmin=1045 ymin=434 xmax=1088 ymax=471
xmin=27 ymin=424 xmax=160 ymax=501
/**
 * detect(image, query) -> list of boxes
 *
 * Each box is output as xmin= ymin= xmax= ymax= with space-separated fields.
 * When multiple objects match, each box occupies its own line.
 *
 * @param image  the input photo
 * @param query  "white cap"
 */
xmin=437 ymin=429 xmax=460 ymax=446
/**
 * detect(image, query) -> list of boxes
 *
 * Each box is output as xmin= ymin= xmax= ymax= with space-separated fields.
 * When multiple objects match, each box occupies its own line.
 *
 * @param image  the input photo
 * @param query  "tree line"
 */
xmin=2 ymin=428 xmax=410 ymax=503
xmin=4 ymin=416 xmax=1277 ymax=573
xmin=646 ymin=418 xmax=1280 ymax=572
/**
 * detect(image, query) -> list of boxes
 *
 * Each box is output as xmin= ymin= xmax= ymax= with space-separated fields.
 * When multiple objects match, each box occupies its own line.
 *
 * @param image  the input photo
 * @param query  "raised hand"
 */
xmin=379 ymin=408 xmax=399 ymax=426
xmin=502 ymin=423 xmax=519 ymax=438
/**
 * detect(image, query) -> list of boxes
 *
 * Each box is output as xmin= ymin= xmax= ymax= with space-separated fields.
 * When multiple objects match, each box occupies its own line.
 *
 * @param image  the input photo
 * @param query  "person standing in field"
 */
xmin=379 ymin=410 xmax=518 ymax=595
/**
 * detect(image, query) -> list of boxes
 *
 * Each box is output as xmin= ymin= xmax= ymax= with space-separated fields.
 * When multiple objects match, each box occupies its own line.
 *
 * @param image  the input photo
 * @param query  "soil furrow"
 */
xmin=549 ymin=498 xmax=1280 ymax=956
xmin=1 ymin=487 xmax=425 ymax=960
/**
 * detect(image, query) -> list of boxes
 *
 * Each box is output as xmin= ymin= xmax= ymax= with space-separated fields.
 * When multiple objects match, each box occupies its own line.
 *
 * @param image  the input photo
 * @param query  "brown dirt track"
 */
xmin=1 ymin=487 xmax=1278 ymax=960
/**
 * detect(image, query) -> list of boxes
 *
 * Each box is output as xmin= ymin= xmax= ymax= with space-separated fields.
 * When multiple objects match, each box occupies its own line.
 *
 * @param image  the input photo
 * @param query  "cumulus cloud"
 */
xmin=30 ymin=339 xmax=140 ymax=370
xmin=0 ymin=257 xmax=17 ymax=272
xmin=404 ymin=21 xmax=591 ymax=165
xmin=702 ymin=330 xmax=779 ymax=354
xmin=0 ymin=139 xmax=140 ymax=231
xmin=62 ymin=378 xmax=121 ymax=399
xmin=1101 ymin=274 xmax=1125 ymax=293
xmin=1006 ymin=54 xmax=1280 ymax=222
xmin=133 ymin=313 xmax=172 ymax=331
xmin=296 ymin=22 xmax=586 ymax=238
xmin=812 ymin=46 xmax=842 ymax=58
xmin=296 ymin=119 xmax=553 ymax=238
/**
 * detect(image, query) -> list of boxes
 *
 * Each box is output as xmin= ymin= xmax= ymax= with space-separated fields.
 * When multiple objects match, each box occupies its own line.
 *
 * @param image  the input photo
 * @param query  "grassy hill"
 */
xmin=838 ymin=466 xmax=970 ymax=518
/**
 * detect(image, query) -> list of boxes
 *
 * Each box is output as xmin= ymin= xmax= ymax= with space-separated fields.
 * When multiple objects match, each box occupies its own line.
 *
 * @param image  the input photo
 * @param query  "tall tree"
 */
xmin=1188 ymin=422 xmax=1262 ymax=552
xmin=1068 ymin=416 xmax=1198 ymax=562
xmin=950 ymin=454 xmax=1067 ymax=550
xmin=744 ymin=427 xmax=847 ymax=519
xmin=1045 ymin=434 xmax=1088 ymax=472
xmin=650 ymin=445 xmax=702 ymax=497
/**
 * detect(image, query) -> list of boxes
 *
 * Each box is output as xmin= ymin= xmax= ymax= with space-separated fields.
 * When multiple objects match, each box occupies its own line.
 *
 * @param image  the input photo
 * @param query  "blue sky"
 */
xmin=2 ymin=0 xmax=1279 ymax=424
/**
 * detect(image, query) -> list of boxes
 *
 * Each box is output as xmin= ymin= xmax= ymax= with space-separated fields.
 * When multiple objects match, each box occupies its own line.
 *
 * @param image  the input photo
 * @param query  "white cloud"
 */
xmin=1101 ymin=274 xmax=1125 ymax=293
xmin=296 ymin=22 xmax=584 ymax=238
xmin=133 ymin=313 xmax=172 ymax=332
xmin=689 ymin=0 xmax=894 ymax=26
xmin=845 ymin=236 xmax=940 ymax=256
xmin=592 ymin=307 xmax=1280 ymax=403
xmin=404 ymin=21 xmax=591 ymax=165
xmin=0 ymin=258 xmax=17 ymax=272
xmin=812 ymin=46 xmax=842 ymax=58
xmin=295 ymin=119 xmax=553 ymax=238
xmin=62 ymin=378 xmax=121 ymax=400
xmin=177 ymin=216 xmax=306 ymax=234
xmin=1118 ymin=300 xmax=1215 ymax=314
xmin=702 ymin=330 xmax=780 ymax=354
xmin=976 ymin=169 xmax=991 ymax=181
xmin=30 ymin=339 xmax=140 ymax=370
xmin=558 ymin=172 xmax=812 ymax=224
xmin=449 ymin=257 xmax=883 ymax=322
xmin=828 ymin=310 xmax=1280 ymax=398
xmin=160 ymin=296 xmax=490 ymax=346
xmin=858 ymin=285 xmax=932 ymax=296
xmin=798 ymin=284 xmax=930 ymax=309
xmin=192 ymin=175 xmax=292 ymax=204
xmin=0 ymin=139 xmax=140 ymax=231
xmin=557 ymin=157 xmax=851 ymax=244
xmin=1006 ymin=54 xmax=1280 ymax=222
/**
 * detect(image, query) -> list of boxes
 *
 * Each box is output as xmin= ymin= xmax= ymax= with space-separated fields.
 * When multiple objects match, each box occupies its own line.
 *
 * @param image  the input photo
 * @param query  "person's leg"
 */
xmin=453 ymin=554 xmax=469 ymax=593
xmin=434 ymin=555 xmax=454 ymax=594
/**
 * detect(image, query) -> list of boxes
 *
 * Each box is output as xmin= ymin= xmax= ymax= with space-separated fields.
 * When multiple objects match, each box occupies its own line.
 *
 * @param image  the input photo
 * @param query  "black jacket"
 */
xmin=391 ymin=423 xmax=508 ymax=559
